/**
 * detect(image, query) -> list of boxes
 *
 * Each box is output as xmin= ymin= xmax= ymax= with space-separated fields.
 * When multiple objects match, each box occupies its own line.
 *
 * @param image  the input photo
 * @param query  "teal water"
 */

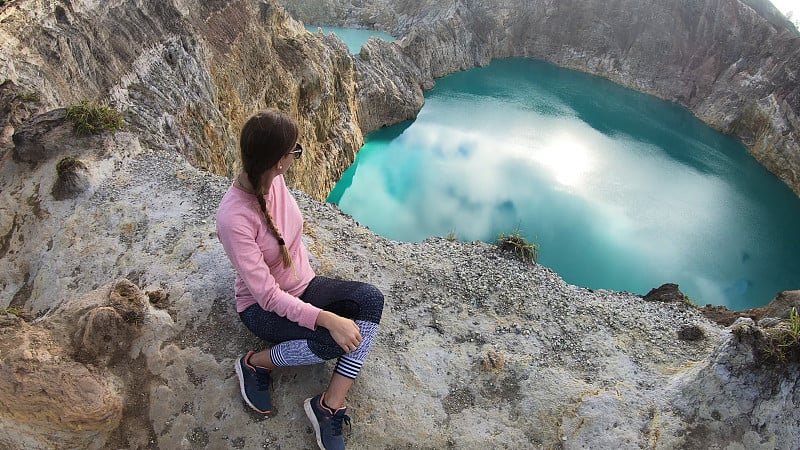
xmin=329 ymin=58 xmax=800 ymax=310
xmin=304 ymin=25 xmax=395 ymax=54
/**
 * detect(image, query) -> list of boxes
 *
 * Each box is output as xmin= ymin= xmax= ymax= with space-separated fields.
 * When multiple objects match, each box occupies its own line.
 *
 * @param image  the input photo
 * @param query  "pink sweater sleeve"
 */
xmin=216 ymin=186 xmax=320 ymax=329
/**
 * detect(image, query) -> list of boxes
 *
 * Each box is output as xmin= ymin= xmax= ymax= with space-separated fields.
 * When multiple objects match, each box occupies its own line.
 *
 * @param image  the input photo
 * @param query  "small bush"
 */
xmin=497 ymin=228 xmax=539 ymax=263
xmin=789 ymin=307 xmax=800 ymax=336
xmin=65 ymin=99 xmax=124 ymax=135
xmin=2 ymin=306 xmax=32 ymax=321
xmin=761 ymin=307 xmax=800 ymax=364
xmin=446 ymin=229 xmax=458 ymax=242
xmin=3 ymin=306 xmax=23 ymax=316
xmin=16 ymin=91 xmax=40 ymax=103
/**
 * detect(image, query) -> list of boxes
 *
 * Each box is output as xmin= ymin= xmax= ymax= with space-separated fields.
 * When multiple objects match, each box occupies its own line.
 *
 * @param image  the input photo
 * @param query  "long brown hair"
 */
xmin=240 ymin=109 xmax=298 ymax=268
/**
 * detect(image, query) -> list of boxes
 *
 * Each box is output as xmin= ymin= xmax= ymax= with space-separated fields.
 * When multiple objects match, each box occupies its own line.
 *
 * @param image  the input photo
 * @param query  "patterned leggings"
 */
xmin=239 ymin=276 xmax=384 ymax=379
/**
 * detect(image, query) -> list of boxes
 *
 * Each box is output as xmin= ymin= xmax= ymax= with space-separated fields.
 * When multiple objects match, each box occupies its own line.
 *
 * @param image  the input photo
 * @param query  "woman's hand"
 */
xmin=316 ymin=311 xmax=362 ymax=353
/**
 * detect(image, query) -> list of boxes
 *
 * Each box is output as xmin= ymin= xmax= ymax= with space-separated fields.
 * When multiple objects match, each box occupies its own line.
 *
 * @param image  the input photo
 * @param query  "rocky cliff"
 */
xmin=0 ymin=0 xmax=385 ymax=200
xmin=282 ymin=0 xmax=800 ymax=197
xmin=1 ymin=0 xmax=799 ymax=448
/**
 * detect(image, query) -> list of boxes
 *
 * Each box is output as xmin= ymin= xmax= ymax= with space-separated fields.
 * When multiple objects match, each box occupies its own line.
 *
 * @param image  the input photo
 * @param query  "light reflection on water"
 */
xmin=329 ymin=58 xmax=800 ymax=310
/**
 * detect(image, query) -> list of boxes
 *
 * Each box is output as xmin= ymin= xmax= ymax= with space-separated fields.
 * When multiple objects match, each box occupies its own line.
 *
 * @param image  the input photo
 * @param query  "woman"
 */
xmin=216 ymin=109 xmax=384 ymax=450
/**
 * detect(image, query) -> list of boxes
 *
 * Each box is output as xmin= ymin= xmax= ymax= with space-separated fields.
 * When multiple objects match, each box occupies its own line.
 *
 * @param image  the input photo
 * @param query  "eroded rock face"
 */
xmin=0 ymin=0 xmax=373 ymax=200
xmin=354 ymin=38 xmax=427 ymax=132
xmin=0 ymin=80 xmax=42 ymax=152
xmin=73 ymin=279 xmax=148 ymax=365
xmin=676 ymin=318 xmax=800 ymax=449
xmin=0 ymin=282 xmax=141 ymax=450
xmin=12 ymin=109 xmax=72 ymax=163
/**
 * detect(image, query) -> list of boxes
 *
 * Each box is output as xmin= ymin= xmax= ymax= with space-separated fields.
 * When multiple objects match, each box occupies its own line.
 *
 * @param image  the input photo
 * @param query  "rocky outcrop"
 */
xmin=282 ymin=0 xmax=800 ymax=197
xmin=352 ymin=39 xmax=427 ymax=132
xmin=700 ymin=289 xmax=800 ymax=326
xmin=0 ymin=280 xmax=147 ymax=450
xmin=676 ymin=317 xmax=800 ymax=448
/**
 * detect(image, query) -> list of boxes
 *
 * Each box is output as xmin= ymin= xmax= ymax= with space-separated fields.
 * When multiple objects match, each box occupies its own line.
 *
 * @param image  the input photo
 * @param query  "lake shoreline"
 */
xmin=332 ymin=58 xmax=800 ymax=310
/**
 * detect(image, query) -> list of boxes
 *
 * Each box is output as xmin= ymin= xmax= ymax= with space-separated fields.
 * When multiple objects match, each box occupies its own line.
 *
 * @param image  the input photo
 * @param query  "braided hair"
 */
xmin=240 ymin=109 xmax=298 ymax=268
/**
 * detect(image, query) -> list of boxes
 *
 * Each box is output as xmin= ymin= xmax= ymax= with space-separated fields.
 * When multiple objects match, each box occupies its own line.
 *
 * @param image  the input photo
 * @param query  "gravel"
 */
xmin=293 ymin=187 xmax=725 ymax=382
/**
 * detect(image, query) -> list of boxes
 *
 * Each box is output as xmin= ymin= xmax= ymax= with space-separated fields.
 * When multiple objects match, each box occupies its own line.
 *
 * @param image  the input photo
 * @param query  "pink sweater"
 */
xmin=216 ymin=174 xmax=319 ymax=329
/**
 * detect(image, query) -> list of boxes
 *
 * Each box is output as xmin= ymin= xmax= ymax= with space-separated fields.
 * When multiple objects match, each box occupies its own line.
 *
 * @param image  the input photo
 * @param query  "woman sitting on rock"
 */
xmin=216 ymin=109 xmax=384 ymax=450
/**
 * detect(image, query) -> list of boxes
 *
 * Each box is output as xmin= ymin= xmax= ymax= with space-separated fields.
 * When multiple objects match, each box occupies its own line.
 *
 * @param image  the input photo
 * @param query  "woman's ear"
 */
xmin=277 ymin=153 xmax=294 ymax=171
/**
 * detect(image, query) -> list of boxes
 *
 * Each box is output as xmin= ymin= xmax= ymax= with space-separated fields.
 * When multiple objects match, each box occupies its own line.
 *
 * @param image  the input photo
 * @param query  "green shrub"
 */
xmin=1 ymin=305 xmax=32 ymax=321
xmin=760 ymin=307 xmax=800 ymax=364
xmin=497 ymin=228 xmax=539 ymax=263
xmin=2 ymin=306 xmax=23 ymax=316
xmin=786 ymin=307 xmax=800 ymax=341
xmin=446 ymin=229 xmax=458 ymax=242
xmin=65 ymin=99 xmax=124 ymax=135
xmin=16 ymin=91 xmax=40 ymax=103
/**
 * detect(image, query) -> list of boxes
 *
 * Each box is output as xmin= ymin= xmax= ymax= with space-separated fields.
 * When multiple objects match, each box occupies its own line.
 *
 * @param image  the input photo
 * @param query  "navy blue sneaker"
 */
xmin=304 ymin=393 xmax=351 ymax=450
xmin=234 ymin=351 xmax=272 ymax=414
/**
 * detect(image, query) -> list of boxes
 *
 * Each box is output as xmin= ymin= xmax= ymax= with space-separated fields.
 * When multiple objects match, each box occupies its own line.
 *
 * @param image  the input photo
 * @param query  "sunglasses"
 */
xmin=288 ymin=142 xmax=303 ymax=159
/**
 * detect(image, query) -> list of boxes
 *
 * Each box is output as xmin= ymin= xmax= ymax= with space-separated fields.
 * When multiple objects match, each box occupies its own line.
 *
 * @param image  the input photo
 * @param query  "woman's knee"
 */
xmin=354 ymin=283 xmax=384 ymax=323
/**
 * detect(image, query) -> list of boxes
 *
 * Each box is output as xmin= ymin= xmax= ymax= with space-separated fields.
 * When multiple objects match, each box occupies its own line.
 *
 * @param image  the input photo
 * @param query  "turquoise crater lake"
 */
xmin=329 ymin=58 xmax=800 ymax=310
xmin=305 ymin=25 xmax=395 ymax=54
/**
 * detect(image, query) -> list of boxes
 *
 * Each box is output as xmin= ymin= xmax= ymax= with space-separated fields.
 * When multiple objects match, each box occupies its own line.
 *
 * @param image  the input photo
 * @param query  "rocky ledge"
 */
xmin=0 ymin=112 xmax=798 ymax=448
